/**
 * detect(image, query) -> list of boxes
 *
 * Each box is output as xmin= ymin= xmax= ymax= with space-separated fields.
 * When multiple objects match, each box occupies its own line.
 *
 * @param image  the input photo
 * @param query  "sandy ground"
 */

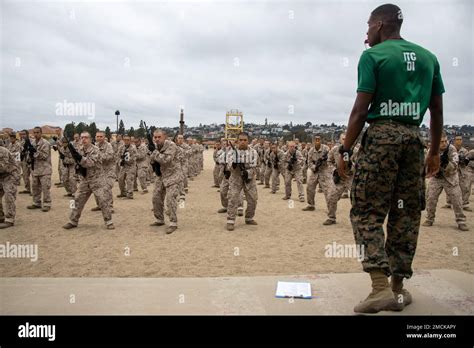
xmin=0 ymin=150 xmax=472 ymax=277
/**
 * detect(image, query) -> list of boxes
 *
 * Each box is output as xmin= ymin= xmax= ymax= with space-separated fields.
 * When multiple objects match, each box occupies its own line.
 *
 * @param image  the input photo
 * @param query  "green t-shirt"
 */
xmin=357 ymin=39 xmax=445 ymax=126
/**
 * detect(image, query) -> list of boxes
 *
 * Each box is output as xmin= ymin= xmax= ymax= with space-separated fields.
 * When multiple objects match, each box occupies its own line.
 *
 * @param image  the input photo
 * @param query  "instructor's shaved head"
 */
xmin=367 ymin=4 xmax=403 ymax=47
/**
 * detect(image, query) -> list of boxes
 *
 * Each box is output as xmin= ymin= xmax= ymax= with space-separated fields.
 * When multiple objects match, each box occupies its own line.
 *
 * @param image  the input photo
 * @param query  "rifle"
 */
xmin=333 ymin=168 xmax=341 ymax=184
xmin=273 ymin=151 xmax=280 ymax=169
xmin=144 ymin=122 xmax=161 ymax=177
xmin=287 ymin=151 xmax=297 ymax=172
xmin=435 ymin=141 xmax=451 ymax=179
xmin=312 ymin=151 xmax=328 ymax=173
xmin=66 ymin=136 xmax=87 ymax=177
xmin=458 ymin=152 xmax=469 ymax=167
xmin=120 ymin=145 xmax=129 ymax=167
xmin=24 ymin=137 xmax=36 ymax=171
xmin=229 ymin=140 xmax=250 ymax=183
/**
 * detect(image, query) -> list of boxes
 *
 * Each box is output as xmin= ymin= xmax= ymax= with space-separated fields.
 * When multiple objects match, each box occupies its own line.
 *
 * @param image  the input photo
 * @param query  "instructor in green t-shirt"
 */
xmin=338 ymin=3 xmax=443 ymax=313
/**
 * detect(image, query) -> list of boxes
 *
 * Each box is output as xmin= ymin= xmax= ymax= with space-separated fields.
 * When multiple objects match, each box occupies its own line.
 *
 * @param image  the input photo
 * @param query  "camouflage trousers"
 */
xmin=213 ymin=163 xmax=220 ymax=186
xmin=306 ymin=167 xmax=332 ymax=207
xmin=426 ymin=176 xmax=466 ymax=224
xmin=263 ymin=165 xmax=272 ymax=187
xmin=152 ymin=180 xmax=179 ymax=227
xmin=21 ymin=161 xmax=31 ymax=191
xmin=271 ymin=167 xmax=282 ymax=193
xmin=227 ymin=176 xmax=257 ymax=224
xmin=258 ymin=163 xmax=265 ymax=183
xmin=327 ymin=174 xmax=353 ymax=222
xmin=220 ymin=177 xmax=244 ymax=209
xmin=134 ymin=164 xmax=148 ymax=191
xmin=350 ymin=121 xmax=425 ymax=279
xmin=118 ymin=166 xmax=135 ymax=197
xmin=446 ymin=168 xmax=470 ymax=207
xmin=58 ymin=158 xmax=64 ymax=183
xmin=95 ymin=171 xmax=115 ymax=209
xmin=284 ymin=168 xmax=304 ymax=199
xmin=32 ymin=174 xmax=52 ymax=207
xmin=0 ymin=174 xmax=18 ymax=223
xmin=61 ymin=164 xmax=77 ymax=195
xmin=302 ymin=164 xmax=308 ymax=183
xmin=70 ymin=178 xmax=113 ymax=226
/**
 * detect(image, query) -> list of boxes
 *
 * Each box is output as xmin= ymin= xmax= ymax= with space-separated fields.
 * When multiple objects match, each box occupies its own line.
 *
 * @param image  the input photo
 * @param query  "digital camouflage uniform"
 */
xmin=226 ymin=147 xmax=258 ymax=225
xmin=30 ymin=138 xmax=52 ymax=208
xmin=135 ymin=142 xmax=149 ymax=191
xmin=69 ymin=143 xmax=113 ymax=227
xmin=150 ymin=140 xmax=182 ymax=227
xmin=326 ymin=144 xmax=360 ymax=222
xmin=95 ymin=140 xmax=115 ymax=209
xmin=270 ymin=149 xmax=285 ymax=193
xmin=263 ymin=147 xmax=272 ymax=188
xmin=446 ymin=146 xmax=470 ymax=208
xmin=19 ymin=139 xmax=31 ymax=192
xmin=0 ymin=147 xmax=20 ymax=224
xmin=283 ymin=149 xmax=305 ymax=200
xmin=306 ymin=144 xmax=332 ymax=207
xmin=425 ymin=144 xmax=467 ymax=226
xmin=118 ymin=144 xmax=137 ymax=198
xmin=58 ymin=143 xmax=77 ymax=195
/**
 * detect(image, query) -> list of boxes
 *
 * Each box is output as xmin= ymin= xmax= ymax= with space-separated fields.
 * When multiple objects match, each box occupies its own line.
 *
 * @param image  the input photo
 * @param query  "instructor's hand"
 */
xmin=425 ymin=151 xmax=440 ymax=178
xmin=338 ymin=155 xmax=348 ymax=179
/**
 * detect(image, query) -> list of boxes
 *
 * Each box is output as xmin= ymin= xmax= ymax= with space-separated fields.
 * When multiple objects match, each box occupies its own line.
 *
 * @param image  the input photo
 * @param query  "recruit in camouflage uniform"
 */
xmin=212 ymin=141 xmax=222 ymax=188
xmin=18 ymin=131 xmax=32 ymax=194
xmin=467 ymin=149 xmax=474 ymax=197
xmin=282 ymin=142 xmax=305 ymax=202
xmin=134 ymin=138 xmax=149 ymax=193
xmin=423 ymin=139 xmax=468 ymax=230
xmin=262 ymin=141 xmax=272 ymax=188
xmin=217 ymin=143 xmax=244 ymax=216
xmin=63 ymin=132 xmax=114 ymax=230
xmin=269 ymin=144 xmax=285 ymax=194
xmin=112 ymin=135 xmax=123 ymax=180
xmin=301 ymin=143 xmax=308 ymax=184
xmin=26 ymin=128 xmax=52 ymax=212
xmin=225 ymin=133 xmax=258 ymax=231
xmin=445 ymin=136 xmax=471 ymax=211
xmin=117 ymin=136 xmax=137 ymax=199
xmin=0 ymin=144 xmax=20 ymax=228
xmin=303 ymin=136 xmax=333 ymax=211
xmin=324 ymin=134 xmax=360 ymax=224
xmin=92 ymin=132 xmax=116 ymax=212
xmin=149 ymin=131 xmax=182 ymax=234
xmin=58 ymin=137 xmax=77 ymax=196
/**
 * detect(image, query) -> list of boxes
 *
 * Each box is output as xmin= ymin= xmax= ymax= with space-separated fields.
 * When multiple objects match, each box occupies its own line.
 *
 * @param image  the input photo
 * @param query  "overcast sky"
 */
xmin=1 ymin=0 xmax=472 ymax=131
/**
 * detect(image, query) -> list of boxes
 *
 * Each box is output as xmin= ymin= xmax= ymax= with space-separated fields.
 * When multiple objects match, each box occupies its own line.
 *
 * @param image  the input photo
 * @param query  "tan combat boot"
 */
xmin=391 ymin=275 xmax=412 ymax=309
xmin=354 ymin=270 xmax=400 ymax=313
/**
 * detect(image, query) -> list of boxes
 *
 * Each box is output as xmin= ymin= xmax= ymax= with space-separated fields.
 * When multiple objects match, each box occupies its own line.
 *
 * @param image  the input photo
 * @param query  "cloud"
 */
xmin=1 ymin=0 xmax=472 ymax=131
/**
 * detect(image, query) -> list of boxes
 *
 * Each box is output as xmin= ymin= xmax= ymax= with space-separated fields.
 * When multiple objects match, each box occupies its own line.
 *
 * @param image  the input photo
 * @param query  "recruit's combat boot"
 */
xmin=91 ymin=206 xmax=101 ymax=212
xmin=166 ymin=226 xmax=177 ymax=234
xmin=458 ymin=223 xmax=469 ymax=231
xmin=0 ymin=222 xmax=14 ymax=229
xmin=422 ymin=220 xmax=433 ymax=227
xmin=41 ymin=206 xmax=50 ymax=212
xmin=245 ymin=220 xmax=258 ymax=225
xmin=237 ymin=208 xmax=244 ymax=216
xmin=323 ymin=219 xmax=335 ymax=225
xmin=442 ymin=204 xmax=452 ymax=209
xmin=354 ymin=270 xmax=400 ymax=313
xmin=391 ymin=275 xmax=412 ymax=309
xmin=106 ymin=224 xmax=115 ymax=230
xmin=62 ymin=223 xmax=77 ymax=230
xmin=463 ymin=206 xmax=472 ymax=212
xmin=341 ymin=192 xmax=349 ymax=199
xmin=217 ymin=208 xmax=227 ymax=213
xmin=302 ymin=206 xmax=315 ymax=211
xmin=226 ymin=223 xmax=234 ymax=231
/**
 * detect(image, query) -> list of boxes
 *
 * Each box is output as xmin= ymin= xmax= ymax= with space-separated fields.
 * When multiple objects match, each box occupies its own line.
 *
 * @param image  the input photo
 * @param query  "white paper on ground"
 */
xmin=275 ymin=281 xmax=312 ymax=299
